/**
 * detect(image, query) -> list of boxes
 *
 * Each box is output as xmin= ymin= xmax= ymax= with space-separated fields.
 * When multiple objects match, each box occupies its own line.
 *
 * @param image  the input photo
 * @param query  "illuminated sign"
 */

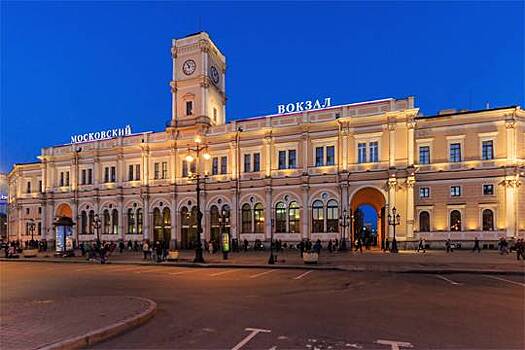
xmin=277 ymin=98 xmax=331 ymax=114
xmin=70 ymin=125 xmax=132 ymax=144
xmin=222 ymin=232 xmax=230 ymax=252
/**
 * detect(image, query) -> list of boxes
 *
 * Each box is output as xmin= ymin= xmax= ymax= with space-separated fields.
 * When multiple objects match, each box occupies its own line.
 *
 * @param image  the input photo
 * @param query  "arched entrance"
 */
xmin=350 ymin=187 xmax=386 ymax=250
xmin=180 ymin=206 xmax=197 ymax=249
xmin=153 ymin=207 xmax=171 ymax=243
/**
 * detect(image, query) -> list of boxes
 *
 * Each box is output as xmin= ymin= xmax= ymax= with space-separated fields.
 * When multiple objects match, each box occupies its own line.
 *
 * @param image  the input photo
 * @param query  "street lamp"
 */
xmin=218 ymin=208 xmax=230 ymax=260
xmin=186 ymin=136 xmax=210 ymax=264
xmin=92 ymin=214 xmax=101 ymax=243
xmin=387 ymin=207 xmax=401 ymax=253
xmin=27 ymin=218 xmax=36 ymax=247
xmin=338 ymin=209 xmax=350 ymax=251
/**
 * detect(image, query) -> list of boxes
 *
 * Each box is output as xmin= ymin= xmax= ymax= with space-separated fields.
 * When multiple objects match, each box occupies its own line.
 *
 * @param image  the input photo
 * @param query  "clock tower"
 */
xmin=168 ymin=32 xmax=226 ymax=129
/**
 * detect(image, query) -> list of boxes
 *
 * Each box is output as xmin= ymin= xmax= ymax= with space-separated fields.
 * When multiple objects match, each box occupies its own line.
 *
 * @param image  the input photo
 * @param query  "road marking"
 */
xmin=231 ymin=327 xmax=271 ymax=350
xmin=484 ymin=275 xmax=525 ymax=287
xmin=435 ymin=275 xmax=462 ymax=285
xmin=293 ymin=270 xmax=313 ymax=280
xmin=107 ymin=266 xmax=139 ymax=273
xmin=170 ymin=269 xmax=198 ymax=276
xmin=375 ymin=339 xmax=413 ymax=350
xmin=210 ymin=269 xmax=238 ymax=277
xmin=249 ymin=270 xmax=276 ymax=278
xmin=135 ymin=268 xmax=162 ymax=274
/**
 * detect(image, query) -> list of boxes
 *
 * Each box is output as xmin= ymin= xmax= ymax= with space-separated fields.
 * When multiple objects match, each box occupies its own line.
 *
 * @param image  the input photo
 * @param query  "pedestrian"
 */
xmin=119 ymin=241 xmax=125 ymax=254
xmin=472 ymin=237 xmax=481 ymax=253
xmin=384 ymin=237 xmax=390 ymax=252
xmin=516 ymin=239 xmax=525 ymax=261
xmin=314 ymin=239 xmax=322 ymax=254
xmin=142 ymin=241 xmax=149 ymax=260
xmin=417 ymin=238 xmax=426 ymax=253
xmin=127 ymin=240 xmax=133 ymax=251
xmin=328 ymin=239 xmax=333 ymax=253
xmin=354 ymin=238 xmax=363 ymax=253
xmin=445 ymin=239 xmax=452 ymax=253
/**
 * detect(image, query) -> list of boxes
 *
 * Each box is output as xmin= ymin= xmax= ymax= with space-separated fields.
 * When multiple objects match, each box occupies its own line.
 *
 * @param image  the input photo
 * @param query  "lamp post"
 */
xmin=185 ymin=136 xmax=210 ymax=264
xmin=387 ymin=207 xmax=400 ymax=253
xmin=268 ymin=217 xmax=275 ymax=264
xmin=219 ymin=208 xmax=230 ymax=260
xmin=92 ymin=214 xmax=101 ymax=244
xmin=338 ymin=209 xmax=350 ymax=251
xmin=28 ymin=218 xmax=36 ymax=248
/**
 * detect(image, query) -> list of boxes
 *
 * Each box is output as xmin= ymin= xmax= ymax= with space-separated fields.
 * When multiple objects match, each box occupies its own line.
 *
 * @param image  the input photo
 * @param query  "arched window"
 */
xmin=111 ymin=209 xmax=119 ymax=234
xmin=128 ymin=208 xmax=135 ymax=234
xmin=482 ymin=209 xmax=494 ymax=231
xmin=163 ymin=207 xmax=171 ymax=233
xmin=103 ymin=209 xmax=110 ymax=234
xmin=288 ymin=201 xmax=300 ymax=233
xmin=241 ymin=204 xmax=252 ymax=233
xmin=326 ymin=199 xmax=339 ymax=233
xmin=181 ymin=207 xmax=189 ymax=227
xmin=275 ymin=202 xmax=286 ymax=233
xmin=81 ymin=211 xmax=88 ymax=234
xmin=419 ymin=211 xmax=430 ymax=232
xmin=88 ymin=210 xmax=95 ymax=234
xmin=450 ymin=210 xmax=462 ymax=232
xmin=153 ymin=208 xmax=162 ymax=239
xmin=210 ymin=205 xmax=220 ymax=230
xmin=136 ymin=208 xmax=143 ymax=234
xmin=312 ymin=200 xmax=324 ymax=233
xmin=254 ymin=203 xmax=264 ymax=233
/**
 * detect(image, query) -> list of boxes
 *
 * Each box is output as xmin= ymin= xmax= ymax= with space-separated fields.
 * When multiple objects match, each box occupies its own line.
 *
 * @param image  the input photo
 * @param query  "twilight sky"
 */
xmin=1 ymin=1 xmax=523 ymax=173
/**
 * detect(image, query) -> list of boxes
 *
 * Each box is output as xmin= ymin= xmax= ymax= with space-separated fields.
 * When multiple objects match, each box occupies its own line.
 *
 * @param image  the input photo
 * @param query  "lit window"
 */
xmin=450 ymin=186 xmax=461 ymax=197
xmin=186 ymin=101 xmax=193 ymax=116
xmin=211 ymin=157 xmax=219 ymax=176
xmin=162 ymin=161 xmax=168 ymax=179
xmin=154 ymin=162 xmax=160 ymax=180
xmin=326 ymin=146 xmax=335 ymax=166
xmin=419 ymin=146 xmax=430 ymax=165
xmin=483 ymin=184 xmax=494 ymax=196
xmin=481 ymin=140 xmax=494 ymax=160
xmin=419 ymin=187 xmax=430 ymax=198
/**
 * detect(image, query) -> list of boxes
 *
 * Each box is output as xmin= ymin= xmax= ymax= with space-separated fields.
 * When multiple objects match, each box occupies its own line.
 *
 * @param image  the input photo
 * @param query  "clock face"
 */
xmin=182 ymin=59 xmax=196 ymax=75
xmin=210 ymin=66 xmax=220 ymax=84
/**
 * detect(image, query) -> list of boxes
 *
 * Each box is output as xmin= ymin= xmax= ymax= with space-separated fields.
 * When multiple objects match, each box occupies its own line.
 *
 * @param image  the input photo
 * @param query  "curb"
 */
xmin=1 ymin=258 xmax=523 ymax=276
xmin=37 ymin=297 xmax=157 ymax=350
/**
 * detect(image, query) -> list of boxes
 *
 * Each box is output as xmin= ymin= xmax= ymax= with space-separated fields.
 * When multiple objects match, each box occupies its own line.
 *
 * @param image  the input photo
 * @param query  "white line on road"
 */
xmin=435 ymin=275 xmax=462 ymax=285
xmin=210 ymin=269 xmax=238 ymax=277
xmin=293 ymin=270 xmax=314 ymax=280
xmin=484 ymin=275 xmax=525 ymax=287
xmin=249 ymin=270 xmax=276 ymax=279
xmin=106 ymin=266 xmax=139 ymax=273
xmin=375 ymin=339 xmax=413 ymax=350
xmin=231 ymin=328 xmax=271 ymax=350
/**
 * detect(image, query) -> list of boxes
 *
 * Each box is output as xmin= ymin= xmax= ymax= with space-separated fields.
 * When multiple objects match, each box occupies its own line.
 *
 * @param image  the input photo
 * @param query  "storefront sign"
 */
xmin=70 ymin=125 xmax=132 ymax=144
xmin=277 ymin=97 xmax=332 ymax=114
xmin=222 ymin=232 xmax=230 ymax=252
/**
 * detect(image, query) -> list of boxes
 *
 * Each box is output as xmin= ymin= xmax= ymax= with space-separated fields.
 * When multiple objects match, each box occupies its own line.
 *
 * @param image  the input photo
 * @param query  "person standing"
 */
xmin=328 ymin=239 xmax=333 ymax=253
xmin=417 ymin=238 xmax=426 ymax=253
xmin=142 ymin=241 xmax=149 ymax=260
xmin=472 ymin=237 xmax=481 ymax=253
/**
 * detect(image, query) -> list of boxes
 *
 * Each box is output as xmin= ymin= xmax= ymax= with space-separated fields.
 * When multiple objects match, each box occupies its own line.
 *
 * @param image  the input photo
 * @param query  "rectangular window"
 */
xmin=26 ymin=181 xmax=31 ymax=193
xmin=186 ymin=101 xmax=193 ymax=116
xmin=220 ymin=156 xmax=228 ymax=175
xmin=481 ymin=140 xmax=494 ymax=160
xmin=60 ymin=172 xmax=64 ymax=187
xmin=419 ymin=146 xmax=430 ymax=165
xmin=244 ymin=154 xmax=251 ymax=173
xmin=135 ymin=164 xmax=140 ymax=180
xmin=326 ymin=146 xmax=335 ymax=166
xmin=162 ymin=161 xmax=168 ymax=179
xmin=110 ymin=167 xmax=116 ymax=182
xmin=369 ymin=142 xmax=378 ymax=163
xmin=253 ymin=153 xmax=261 ymax=172
xmin=278 ymin=151 xmax=286 ymax=170
xmin=87 ymin=168 xmax=93 ymax=184
xmin=450 ymin=185 xmax=461 ymax=197
xmin=104 ymin=167 xmax=109 ymax=183
xmin=315 ymin=147 xmax=324 ymax=167
xmin=483 ymin=184 xmax=494 ymax=196
xmin=154 ymin=162 xmax=160 ymax=180
xmin=449 ymin=143 xmax=461 ymax=163
xmin=419 ymin=187 xmax=430 ymax=198
xmin=38 ymin=180 xmax=42 ymax=193
xmin=65 ymin=171 xmax=70 ymax=186
xmin=38 ymin=206 xmax=42 ymax=214
xmin=288 ymin=150 xmax=297 ymax=169
xmin=212 ymin=157 xmax=219 ymax=176
xmin=358 ymin=143 xmax=367 ymax=163
xmin=81 ymin=169 xmax=86 ymax=185
xmin=128 ymin=165 xmax=134 ymax=181
xmin=182 ymin=160 xmax=189 ymax=177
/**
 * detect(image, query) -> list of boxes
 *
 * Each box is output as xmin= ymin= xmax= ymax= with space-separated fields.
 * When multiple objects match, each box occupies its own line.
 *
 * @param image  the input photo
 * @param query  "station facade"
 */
xmin=7 ymin=32 xmax=525 ymax=247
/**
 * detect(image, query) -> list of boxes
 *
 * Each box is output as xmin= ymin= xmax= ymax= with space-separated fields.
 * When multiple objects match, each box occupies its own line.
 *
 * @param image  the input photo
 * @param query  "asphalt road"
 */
xmin=1 ymin=262 xmax=524 ymax=349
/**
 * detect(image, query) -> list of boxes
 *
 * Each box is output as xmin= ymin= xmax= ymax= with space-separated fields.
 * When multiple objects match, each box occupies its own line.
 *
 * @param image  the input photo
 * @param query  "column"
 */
xmin=264 ymin=136 xmax=272 ymax=177
xmin=407 ymin=118 xmax=416 ymax=167
xmin=406 ymin=176 xmax=415 ymax=239
xmin=170 ymin=146 xmax=177 ymax=184
xmin=143 ymin=195 xmax=150 ymax=240
xmin=388 ymin=119 xmax=396 ymax=168
xmin=265 ymin=186 xmax=272 ymax=240
xmin=171 ymin=198 xmax=177 ymax=248
xmin=94 ymin=156 xmax=100 ymax=186
xmin=504 ymin=176 xmax=518 ymax=238
xmin=387 ymin=176 xmax=397 ymax=238
xmin=302 ymin=132 xmax=309 ymax=174
xmin=505 ymin=118 xmax=517 ymax=165
xmin=230 ymin=141 xmax=238 ymax=180
xmin=301 ymin=184 xmax=309 ymax=240
xmin=341 ymin=123 xmax=349 ymax=171
xmin=118 ymin=195 xmax=125 ymax=240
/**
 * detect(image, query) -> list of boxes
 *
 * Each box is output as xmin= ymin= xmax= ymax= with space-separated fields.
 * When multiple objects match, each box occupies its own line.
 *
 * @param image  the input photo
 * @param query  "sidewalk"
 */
xmin=2 ymin=249 xmax=524 ymax=275
xmin=0 ymin=296 xmax=156 ymax=350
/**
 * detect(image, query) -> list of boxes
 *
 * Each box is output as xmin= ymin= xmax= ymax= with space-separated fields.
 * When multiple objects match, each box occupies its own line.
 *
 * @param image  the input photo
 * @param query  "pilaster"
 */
xmin=406 ymin=176 xmax=415 ymax=239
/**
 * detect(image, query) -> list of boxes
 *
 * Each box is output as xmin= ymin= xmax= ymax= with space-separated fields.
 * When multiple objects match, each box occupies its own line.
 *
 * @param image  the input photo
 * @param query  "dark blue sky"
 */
xmin=1 ymin=1 xmax=523 ymax=173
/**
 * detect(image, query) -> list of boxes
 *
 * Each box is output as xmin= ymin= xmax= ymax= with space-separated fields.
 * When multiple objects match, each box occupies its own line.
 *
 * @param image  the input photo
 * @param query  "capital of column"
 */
xmin=505 ymin=118 xmax=517 ymax=129
xmin=406 ymin=118 xmax=416 ymax=129
xmin=387 ymin=177 xmax=398 ymax=190
xmin=199 ymin=39 xmax=210 ymax=53
xmin=503 ymin=177 xmax=521 ymax=188
xmin=406 ymin=176 xmax=416 ymax=188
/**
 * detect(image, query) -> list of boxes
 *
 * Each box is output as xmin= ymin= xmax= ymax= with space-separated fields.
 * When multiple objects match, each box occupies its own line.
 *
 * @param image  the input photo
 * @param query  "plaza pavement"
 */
xmin=0 ymin=295 xmax=156 ymax=350
xmin=2 ymin=248 xmax=524 ymax=274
